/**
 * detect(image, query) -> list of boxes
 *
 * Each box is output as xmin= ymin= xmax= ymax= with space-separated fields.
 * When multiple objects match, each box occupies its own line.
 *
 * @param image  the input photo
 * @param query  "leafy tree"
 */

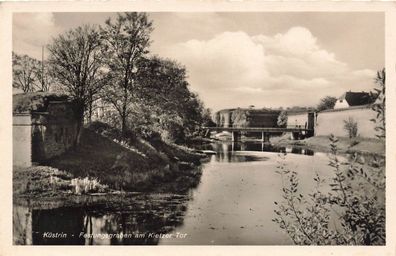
xmin=317 ymin=96 xmax=337 ymax=111
xmin=48 ymin=24 xmax=108 ymax=145
xmin=132 ymin=56 xmax=205 ymax=142
xmin=201 ymin=108 xmax=216 ymax=128
xmin=12 ymin=52 xmax=40 ymax=92
xmin=100 ymin=12 xmax=153 ymax=135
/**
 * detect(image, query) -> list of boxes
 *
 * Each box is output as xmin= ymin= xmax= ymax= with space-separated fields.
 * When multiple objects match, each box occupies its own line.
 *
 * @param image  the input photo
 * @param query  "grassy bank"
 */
xmin=270 ymin=133 xmax=385 ymax=157
xmin=14 ymin=123 xmax=207 ymax=203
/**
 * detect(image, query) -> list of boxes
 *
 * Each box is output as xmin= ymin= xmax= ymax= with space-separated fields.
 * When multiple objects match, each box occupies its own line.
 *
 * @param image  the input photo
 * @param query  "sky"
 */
xmin=13 ymin=12 xmax=384 ymax=111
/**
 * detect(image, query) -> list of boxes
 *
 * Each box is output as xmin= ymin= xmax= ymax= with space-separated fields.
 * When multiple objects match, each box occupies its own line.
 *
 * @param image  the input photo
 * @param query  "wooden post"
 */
xmin=261 ymin=131 xmax=265 ymax=142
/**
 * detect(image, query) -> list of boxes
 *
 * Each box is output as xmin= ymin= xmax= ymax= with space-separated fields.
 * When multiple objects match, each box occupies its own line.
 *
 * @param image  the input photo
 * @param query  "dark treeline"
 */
xmin=12 ymin=12 xmax=214 ymax=144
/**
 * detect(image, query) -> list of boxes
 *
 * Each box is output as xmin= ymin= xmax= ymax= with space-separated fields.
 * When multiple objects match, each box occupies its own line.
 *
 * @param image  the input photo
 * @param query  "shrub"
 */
xmin=343 ymin=117 xmax=358 ymax=138
xmin=70 ymin=177 xmax=108 ymax=194
xmin=272 ymin=135 xmax=385 ymax=245
xmin=370 ymin=68 xmax=385 ymax=140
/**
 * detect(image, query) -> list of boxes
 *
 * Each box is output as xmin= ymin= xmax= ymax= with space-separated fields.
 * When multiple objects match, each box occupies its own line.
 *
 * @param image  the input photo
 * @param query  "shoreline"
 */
xmin=13 ymin=125 xmax=209 ymax=209
xmin=210 ymin=133 xmax=385 ymax=157
xmin=269 ymin=134 xmax=385 ymax=157
xmin=13 ymin=132 xmax=384 ymax=210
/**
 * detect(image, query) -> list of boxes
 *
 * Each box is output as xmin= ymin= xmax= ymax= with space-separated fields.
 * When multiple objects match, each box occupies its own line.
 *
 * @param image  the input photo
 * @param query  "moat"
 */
xmin=14 ymin=141 xmax=336 ymax=245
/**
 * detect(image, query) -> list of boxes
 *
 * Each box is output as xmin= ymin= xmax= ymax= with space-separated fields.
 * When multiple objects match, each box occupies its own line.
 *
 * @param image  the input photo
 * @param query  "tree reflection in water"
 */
xmin=14 ymin=193 xmax=191 ymax=245
xmin=208 ymin=142 xmax=313 ymax=163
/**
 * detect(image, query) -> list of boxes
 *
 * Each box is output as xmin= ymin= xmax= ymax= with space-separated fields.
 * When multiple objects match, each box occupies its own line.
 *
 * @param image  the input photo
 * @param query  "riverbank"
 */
xmin=13 ymin=123 xmax=207 ymax=207
xmin=270 ymin=133 xmax=385 ymax=157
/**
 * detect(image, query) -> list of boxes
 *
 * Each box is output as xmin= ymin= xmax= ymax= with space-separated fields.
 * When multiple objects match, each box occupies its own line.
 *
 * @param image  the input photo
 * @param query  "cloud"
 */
xmin=162 ymin=26 xmax=377 ymax=110
xmin=13 ymin=13 xmax=60 ymax=60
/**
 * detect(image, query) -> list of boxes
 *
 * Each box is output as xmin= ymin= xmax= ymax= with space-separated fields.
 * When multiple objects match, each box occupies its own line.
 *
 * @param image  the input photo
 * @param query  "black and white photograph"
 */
xmin=1 ymin=2 xmax=395 ymax=255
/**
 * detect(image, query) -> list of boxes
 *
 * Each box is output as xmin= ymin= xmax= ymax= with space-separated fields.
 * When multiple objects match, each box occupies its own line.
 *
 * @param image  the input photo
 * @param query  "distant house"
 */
xmin=334 ymin=91 xmax=374 ymax=109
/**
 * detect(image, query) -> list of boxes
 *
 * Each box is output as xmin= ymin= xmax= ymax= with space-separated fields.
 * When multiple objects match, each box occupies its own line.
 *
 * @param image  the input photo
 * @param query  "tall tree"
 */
xmin=131 ymin=56 xmax=206 ymax=142
xmin=48 ymin=25 xmax=108 ymax=145
xmin=12 ymin=52 xmax=40 ymax=92
xmin=100 ymin=12 xmax=153 ymax=134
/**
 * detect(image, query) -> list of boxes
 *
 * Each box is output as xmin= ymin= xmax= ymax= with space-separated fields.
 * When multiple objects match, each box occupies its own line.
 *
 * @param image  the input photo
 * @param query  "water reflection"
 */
xmin=14 ymin=194 xmax=190 ymax=245
xmin=13 ymin=141 xmax=317 ymax=245
xmin=206 ymin=142 xmax=314 ymax=163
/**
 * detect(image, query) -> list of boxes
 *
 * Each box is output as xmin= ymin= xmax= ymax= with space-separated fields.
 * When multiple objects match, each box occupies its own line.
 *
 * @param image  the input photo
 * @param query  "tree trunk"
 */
xmin=73 ymin=102 xmax=85 ymax=147
xmin=121 ymin=84 xmax=128 ymax=136
xmin=121 ymin=113 xmax=127 ymax=136
xmin=88 ymin=99 xmax=93 ymax=123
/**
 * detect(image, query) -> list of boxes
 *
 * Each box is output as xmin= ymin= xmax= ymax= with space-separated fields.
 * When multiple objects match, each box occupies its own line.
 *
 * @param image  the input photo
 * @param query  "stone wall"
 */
xmin=30 ymin=102 xmax=78 ymax=162
xmin=287 ymin=113 xmax=309 ymax=127
xmin=315 ymin=106 xmax=377 ymax=138
xmin=13 ymin=93 xmax=79 ymax=167
xmin=13 ymin=115 xmax=32 ymax=167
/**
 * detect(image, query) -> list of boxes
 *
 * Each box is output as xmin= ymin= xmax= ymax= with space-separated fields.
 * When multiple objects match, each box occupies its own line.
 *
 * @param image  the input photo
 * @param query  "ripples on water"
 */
xmin=14 ymin=141 xmax=327 ymax=245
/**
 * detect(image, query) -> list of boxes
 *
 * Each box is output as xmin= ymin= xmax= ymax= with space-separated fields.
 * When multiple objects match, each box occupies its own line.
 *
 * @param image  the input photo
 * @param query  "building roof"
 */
xmin=13 ymin=92 xmax=70 ymax=114
xmin=339 ymin=91 xmax=374 ymax=106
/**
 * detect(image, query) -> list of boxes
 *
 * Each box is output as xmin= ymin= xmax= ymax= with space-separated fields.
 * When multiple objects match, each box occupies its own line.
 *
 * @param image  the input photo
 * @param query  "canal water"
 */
xmin=13 ymin=141 xmax=336 ymax=245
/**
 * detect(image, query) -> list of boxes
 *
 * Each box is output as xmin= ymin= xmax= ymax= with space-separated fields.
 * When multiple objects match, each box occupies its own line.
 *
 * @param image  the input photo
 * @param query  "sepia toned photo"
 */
xmin=10 ymin=10 xmax=386 ymax=247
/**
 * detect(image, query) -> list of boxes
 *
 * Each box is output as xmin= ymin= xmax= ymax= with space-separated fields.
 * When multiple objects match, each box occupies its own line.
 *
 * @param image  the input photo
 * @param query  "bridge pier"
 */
xmin=261 ymin=132 xmax=270 ymax=142
xmin=291 ymin=131 xmax=302 ymax=140
xmin=231 ymin=131 xmax=240 ymax=142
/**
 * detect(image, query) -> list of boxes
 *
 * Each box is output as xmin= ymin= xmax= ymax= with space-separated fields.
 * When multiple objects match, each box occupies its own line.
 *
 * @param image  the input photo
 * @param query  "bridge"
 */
xmin=203 ymin=126 xmax=314 ymax=142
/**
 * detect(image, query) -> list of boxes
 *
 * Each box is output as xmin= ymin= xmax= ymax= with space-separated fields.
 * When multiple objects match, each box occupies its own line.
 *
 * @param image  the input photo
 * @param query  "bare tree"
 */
xmin=48 ymin=25 xmax=108 ymax=145
xmin=33 ymin=60 xmax=55 ymax=92
xmin=100 ymin=12 xmax=153 ymax=135
xmin=12 ymin=52 xmax=39 ymax=92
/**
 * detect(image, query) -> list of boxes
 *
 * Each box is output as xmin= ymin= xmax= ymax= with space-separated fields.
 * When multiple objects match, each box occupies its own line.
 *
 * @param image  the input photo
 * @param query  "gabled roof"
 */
xmin=339 ymin=91 xmax=374 ymax=106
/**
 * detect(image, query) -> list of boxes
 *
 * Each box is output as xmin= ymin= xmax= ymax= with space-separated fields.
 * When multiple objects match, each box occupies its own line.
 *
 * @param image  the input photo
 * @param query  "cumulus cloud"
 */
xmin=162 ymin=26 xmax=376 ymax=110
xmin=13 ymin=13 xmax=60 ymax=60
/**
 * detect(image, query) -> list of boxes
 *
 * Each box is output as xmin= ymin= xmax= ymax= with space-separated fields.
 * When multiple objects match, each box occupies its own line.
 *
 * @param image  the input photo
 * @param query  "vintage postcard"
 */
xmin=0 ymin=1 xmax=395 ymax=256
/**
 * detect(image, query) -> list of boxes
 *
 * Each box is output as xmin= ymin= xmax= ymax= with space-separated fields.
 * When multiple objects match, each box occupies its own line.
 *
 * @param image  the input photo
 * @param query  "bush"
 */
xmin=370 ymin=68 xmax=385 ymax=140
xmin=343 ymin=117 xmax=358 ymax=138
xmin=70 ymin=177 xmax=108 ymax=194
xmin=272 ymin=135 xmax=385 ymax=245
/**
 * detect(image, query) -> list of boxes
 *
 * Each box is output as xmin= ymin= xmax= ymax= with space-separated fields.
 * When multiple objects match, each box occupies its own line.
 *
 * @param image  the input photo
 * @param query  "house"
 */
xmin=13 ymin=92 xmax=79 ymax=167
xmin=334 ymin=91 xmax=374 ymax=109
